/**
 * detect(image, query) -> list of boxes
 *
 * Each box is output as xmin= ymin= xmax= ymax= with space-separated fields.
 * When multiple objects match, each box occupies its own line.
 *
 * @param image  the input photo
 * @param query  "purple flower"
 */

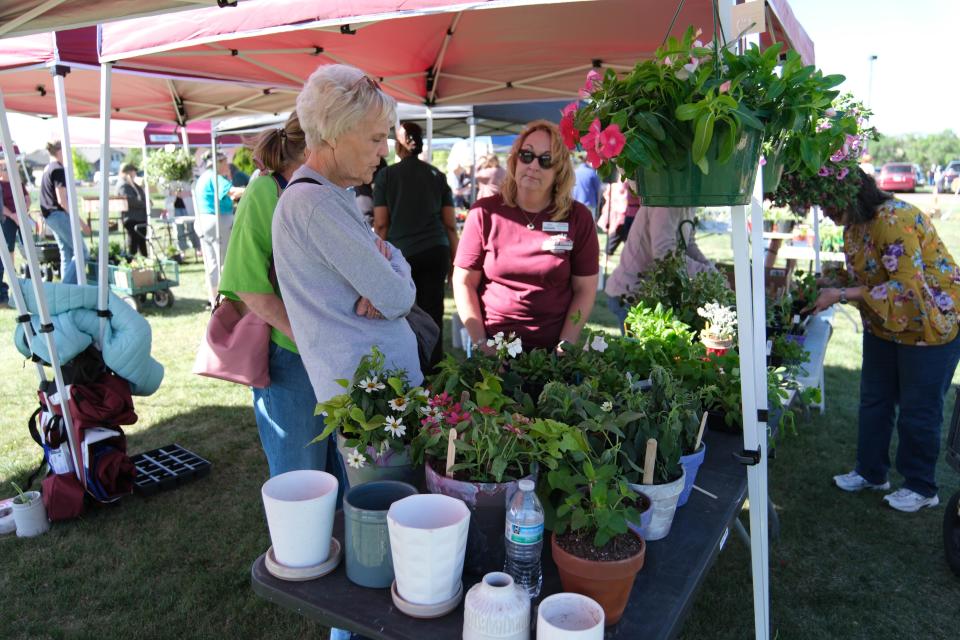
xmin=935 ymin=292 xmax=954 ymax=311
xmin=837 ymin=167 xmax=849 ymax=180
xmin=881 ymin=254 xmax=899 ymax=272
xmin=885 ymin=240 xmax=906 ymax=258
xmin=759 ymin=155 xmax=767 ymax=166
xmin=870 ymin=284 xmax=888 ymax=300
xmin=830 ymin=149 xmax=847 ymax=163
xmin=818 ymin=166 xmax=833 ymax=177
xmin=845 ymin=134 xmax=860 ymax=149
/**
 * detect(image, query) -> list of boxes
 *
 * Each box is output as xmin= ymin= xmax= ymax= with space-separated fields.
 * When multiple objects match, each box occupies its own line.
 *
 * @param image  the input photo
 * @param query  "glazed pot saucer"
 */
xmin=391 ymin=579 xmax=463 ymax=619
xmin=264 ymin=538 xmax=342 ymax=582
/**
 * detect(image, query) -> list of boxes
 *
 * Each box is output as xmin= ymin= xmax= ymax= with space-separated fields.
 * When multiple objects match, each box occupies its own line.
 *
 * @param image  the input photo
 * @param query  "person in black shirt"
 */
xmin=373 ymin=122 xmax=458 ymax=369
xmin=116 ymin=163 xmax=148 ymax=257
xmin=39 ymin=140 xmax=90 ymax=283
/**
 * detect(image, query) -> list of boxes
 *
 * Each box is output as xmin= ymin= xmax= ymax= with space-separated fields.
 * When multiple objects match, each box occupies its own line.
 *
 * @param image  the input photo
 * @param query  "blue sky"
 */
xmin=788 ymin=0 xmax=960 ymax=135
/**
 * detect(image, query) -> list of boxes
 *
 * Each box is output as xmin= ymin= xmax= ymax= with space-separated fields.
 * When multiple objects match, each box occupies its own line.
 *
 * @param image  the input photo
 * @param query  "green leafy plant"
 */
xmin=315 ymin=347 xmax=428 ymax=470
xmin=144 ymin=147 xmax=195 ymax=186
xmin=232 ymin=147 xmax=256 ymax=176
xmin=11 ymin=481 xmax=32 ymax=505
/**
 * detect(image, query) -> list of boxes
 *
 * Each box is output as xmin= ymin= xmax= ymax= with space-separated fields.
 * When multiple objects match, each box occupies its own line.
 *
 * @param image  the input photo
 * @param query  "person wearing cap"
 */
xmin=39 ymin=140 xmax=90 ymax=284
xmin=195 ymin=150 xmax=243 ymax=306
xmin=373 ymin=121 xmax=458 ymax=369
xmin=115 ymin=163 xmax=148 ymax=258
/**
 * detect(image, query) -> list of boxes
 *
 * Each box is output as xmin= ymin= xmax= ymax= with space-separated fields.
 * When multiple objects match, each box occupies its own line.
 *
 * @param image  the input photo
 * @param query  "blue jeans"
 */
xmin=856 ymin=331 xmax=960 ymax=497
xmin=44 ymin=209 xmax=89 ymax=285
xmin=253 ymin=342 xmax=346 ymax=506
xmin=606 ymin=294 xmax=628 ymax=336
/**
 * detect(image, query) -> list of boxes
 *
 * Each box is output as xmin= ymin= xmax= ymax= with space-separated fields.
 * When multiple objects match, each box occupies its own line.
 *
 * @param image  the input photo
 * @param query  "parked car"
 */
xmin=877 ymin=162 xmax=916 ymax=192
xmin=941 ymin=161 xmax=960 ymax=192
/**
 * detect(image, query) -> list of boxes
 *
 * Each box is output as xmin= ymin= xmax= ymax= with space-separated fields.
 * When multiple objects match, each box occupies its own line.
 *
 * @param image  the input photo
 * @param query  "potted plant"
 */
xmin=415 ymin=372 xmax=575 ymax=577
xmin=697 ymin=301 xmax=737 ymax=354
xmin=315 ymin=347 xmax=428 ymax=488
xmin=546 ymin=439 xmax=644 ymax=626
xmin=11 ymin=481 xmax=49 ymax=538
xmin=144 ymin=145 xmax=196 ymax=217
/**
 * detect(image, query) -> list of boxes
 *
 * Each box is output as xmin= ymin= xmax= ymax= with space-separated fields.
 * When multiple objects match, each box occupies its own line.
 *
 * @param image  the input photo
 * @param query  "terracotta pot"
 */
xmin=550 ymin=531 xmax=646 ymax=626
xmin=425 ymin=459 xmax=533 ymax=577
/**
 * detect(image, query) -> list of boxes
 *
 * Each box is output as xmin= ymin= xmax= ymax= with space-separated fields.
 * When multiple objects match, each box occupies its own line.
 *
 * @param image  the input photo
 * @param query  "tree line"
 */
xmin=870 ymin=130 xmax=960 ymax=169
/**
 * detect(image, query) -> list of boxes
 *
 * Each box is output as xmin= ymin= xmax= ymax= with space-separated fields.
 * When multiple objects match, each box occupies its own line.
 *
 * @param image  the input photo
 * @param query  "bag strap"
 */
xmin=287 ymin=177 xmax=323 ymax=188
xmin=24 ymin=406 xmax=47 ymax=490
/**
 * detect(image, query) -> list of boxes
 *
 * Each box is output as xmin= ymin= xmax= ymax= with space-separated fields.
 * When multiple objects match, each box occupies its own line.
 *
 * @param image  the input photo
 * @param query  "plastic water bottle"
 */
xmin=504 ymin=478 xmax=544 ymax=598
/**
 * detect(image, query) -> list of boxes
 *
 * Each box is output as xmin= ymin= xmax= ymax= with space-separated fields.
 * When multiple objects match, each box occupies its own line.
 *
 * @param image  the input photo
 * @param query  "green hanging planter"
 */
xmin=635 ymin=129 xmax=762 ymax=207
xmin=762 ymin=145 xmax=787 ymax=193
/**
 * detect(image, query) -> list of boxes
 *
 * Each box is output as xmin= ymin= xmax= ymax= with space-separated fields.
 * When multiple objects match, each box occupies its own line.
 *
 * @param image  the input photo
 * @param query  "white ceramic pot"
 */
xmin=463 ymin=572 xmax=530 ymax=640
xmin=261 ymin=470 xmax=338 ymax=568
xmin=535 ymin=593 xmax=604 ymax=639
xmin=628 ymin=467 xmax=686 ymax=541
xmin=12 ymin=491 xmax=49 ymax=538
xmin=387 ymin=493 xmax=470 ymax=606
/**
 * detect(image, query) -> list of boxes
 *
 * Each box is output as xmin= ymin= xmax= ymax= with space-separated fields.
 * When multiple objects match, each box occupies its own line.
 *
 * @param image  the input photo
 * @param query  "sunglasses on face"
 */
xmin=517 ymin=150 xmax=554 ymax=169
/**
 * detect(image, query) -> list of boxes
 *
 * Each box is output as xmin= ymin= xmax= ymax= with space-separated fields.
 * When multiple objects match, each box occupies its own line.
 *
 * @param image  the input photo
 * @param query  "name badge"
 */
xmin=542 ymin=221 xmax=569 ymax=233
xmin=542 ymin=234 xmax=574 ymax=253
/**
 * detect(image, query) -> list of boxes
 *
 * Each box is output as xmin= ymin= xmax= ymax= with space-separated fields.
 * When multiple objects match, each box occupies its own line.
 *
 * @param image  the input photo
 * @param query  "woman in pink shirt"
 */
xmin=453 ymin=120 xmax=600 ymax=352
xmin=474 ymin=154 xmax=506 ymax=199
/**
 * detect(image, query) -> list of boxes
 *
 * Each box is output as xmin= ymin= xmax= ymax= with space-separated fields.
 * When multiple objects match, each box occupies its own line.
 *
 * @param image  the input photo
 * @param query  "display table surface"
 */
xmin=774 ymin=244 xmax=845 ymax=264
xmin=250 ymin=430 xmax=748 ymax=640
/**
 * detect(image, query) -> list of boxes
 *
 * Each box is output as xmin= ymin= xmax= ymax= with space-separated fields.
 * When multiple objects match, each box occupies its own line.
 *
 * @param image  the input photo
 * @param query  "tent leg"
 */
xmin=97 ymin=62 xmax=113 ymax=344
xmin=468 ymin=116 xmax=477 ymax=205
xmin=424 ymin=106 xmax=433 ymax=162
xmin=0 ymin=88 xmax=83 ymax=481
xmin=210 ymin=121 xmax=223 ymax=287
xmin=52 ymin=67 xmax=86 ymax=285
xmin=812 ymin=205 xmax=822 ymax=275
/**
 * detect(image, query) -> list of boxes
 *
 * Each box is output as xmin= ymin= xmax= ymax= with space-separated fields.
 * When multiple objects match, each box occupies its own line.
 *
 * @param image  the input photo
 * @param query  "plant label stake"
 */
xmin=445 ymin=428 xmax=457 ymax=478
xmin=642 ymin=438 xmax=657 ymax=485
xmin=694 ymin=412 xmax=708 ymax=451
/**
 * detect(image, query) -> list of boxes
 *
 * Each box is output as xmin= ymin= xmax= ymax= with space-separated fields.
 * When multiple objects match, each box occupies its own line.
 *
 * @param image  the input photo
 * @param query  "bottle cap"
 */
xmin=518 ymin=479 xmax=535 ymax=492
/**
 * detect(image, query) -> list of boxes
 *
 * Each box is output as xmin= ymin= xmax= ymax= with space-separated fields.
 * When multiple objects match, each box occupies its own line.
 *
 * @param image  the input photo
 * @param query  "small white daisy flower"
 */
xmin=590 ymin=335 xmax=608 ymax=353
xmin=358 ymin=376 xmax=385 ymax=394
xmin=384 ymin=416 xmax=406 ymax=438
xmin=416 ymin=388 xmax=430 ymax=399
xmin=601 ymin=401 xmax=613 ymax=412
xmin=346 ymin=448 xmax=367 ymax=469
xmin=388 ymin=397 xmax=408 ymax=411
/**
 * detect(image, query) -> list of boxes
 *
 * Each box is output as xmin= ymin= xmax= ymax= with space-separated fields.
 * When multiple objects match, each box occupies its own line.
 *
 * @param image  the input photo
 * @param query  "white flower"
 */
xmin=415 ymin=388 xmax=430 ymax=399
xmin=358 ymin=376 xmax=385 ymax=394
xmin=388 ymin=397 xmax=408 ymax=411
xmin=506 ymin=337 xmax=523 ymax=358
xmin=346 ymin=448 xmax=367 ymax=469
xmin=383 ymin=416 xmax=406 ymax=438
xmin=590 ymin=335 xmax=608 ymax=353
xmin=601 ymin=401 xmax=613 ymax=412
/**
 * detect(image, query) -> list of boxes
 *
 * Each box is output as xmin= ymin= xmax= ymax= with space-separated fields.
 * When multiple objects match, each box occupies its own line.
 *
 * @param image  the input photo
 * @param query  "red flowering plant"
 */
xmin=769 ymin=95 xmax=878 ymax=213
xmin=411 ymin=371 xmax=578 ymax=483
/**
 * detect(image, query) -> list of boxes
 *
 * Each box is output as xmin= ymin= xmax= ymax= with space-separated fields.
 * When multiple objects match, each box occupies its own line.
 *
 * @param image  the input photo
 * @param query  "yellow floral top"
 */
xmin=843 ymin=199 xmax=960 ymax=345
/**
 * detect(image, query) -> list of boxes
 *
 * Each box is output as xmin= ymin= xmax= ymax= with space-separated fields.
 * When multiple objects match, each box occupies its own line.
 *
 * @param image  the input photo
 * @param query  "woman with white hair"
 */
xmin=273 ymin=65 xmax=422 ymax=457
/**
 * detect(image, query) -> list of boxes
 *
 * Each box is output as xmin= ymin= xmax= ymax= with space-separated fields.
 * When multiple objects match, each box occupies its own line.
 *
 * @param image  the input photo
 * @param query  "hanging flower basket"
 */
xmin=634 ymin=128 xmax=762 ymax=207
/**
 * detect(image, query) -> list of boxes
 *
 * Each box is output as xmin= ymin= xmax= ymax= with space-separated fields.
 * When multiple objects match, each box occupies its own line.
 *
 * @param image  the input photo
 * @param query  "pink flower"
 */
xmin=845 ymin=134 xmax=860 ymax=149
xmin=837 ymin=167 xmax=849 ymax=180
xmin=830 ymin=149 xmax=847 ymax=163
xmin=759 ymin=155 xmax=767 ymax=166
xmin=825 ymin=108 xmax=837 ymax=117
xmin=429 ymin=392 xmax=451 ymax=408
xmin=584 ymin=147 xmax=604 ymax=169
xmin=663 ymin=55 xmax=672 ymax=66
xmin=718 ymin=80 xmax=731 ymax=93
xmin=818 ymin=166 xmax=833 ymax=177
xmin=581 ymin=119 xmax=604 ymax=168
xmin=562 ymin=101 xmax=579 ymax=118
xmin=598 ymin=123 xmax=626 ymax=159
xmin=560 ymin=115 xmax=579 ymax=150
xmin=478 ymin=406 xmax=497 ymax=416
xmin=503 ymin=423 xmax=524 ymax=437
xmin=579 ymin=69 xmax=602 ymax=99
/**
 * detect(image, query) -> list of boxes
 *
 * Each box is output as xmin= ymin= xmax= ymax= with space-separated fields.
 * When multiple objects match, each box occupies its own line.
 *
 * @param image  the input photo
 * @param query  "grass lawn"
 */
xmin=2 ymin=202 xmax=959 ymax=639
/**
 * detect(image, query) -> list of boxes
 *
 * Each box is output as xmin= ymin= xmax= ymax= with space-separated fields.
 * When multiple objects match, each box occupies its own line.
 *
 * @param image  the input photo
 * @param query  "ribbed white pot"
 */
xmin=261 ymin=470 xmax=338 ymax=568
xmin=627 ymin=466 xmax=686 ymax=541
xmin=463 ymin=572 xmax=530 ymax=640
xmin=387 ymin=493 xmax=470 ymax=605
xmin=535 ymin=593 xmax=604 ymax=639
xmin=12 ymin=491 xmax=49 ymax=538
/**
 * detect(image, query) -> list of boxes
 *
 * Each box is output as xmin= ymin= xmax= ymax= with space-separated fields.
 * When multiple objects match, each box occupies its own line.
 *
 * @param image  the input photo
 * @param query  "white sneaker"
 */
xmin=833 ymin=470 xmax=890 ymax=492
xmin=883 ymin=488 xmax=939 ymax=513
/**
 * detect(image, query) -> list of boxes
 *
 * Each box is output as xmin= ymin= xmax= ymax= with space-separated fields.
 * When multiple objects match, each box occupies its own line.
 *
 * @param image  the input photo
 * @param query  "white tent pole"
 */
xmin=210 ymin=119 xmax=223 ymax=274
xmin=52 ymin=66 xmax=85 ymax=284
xmin=424 ymin=106 xmax=434 ymax=162
xmin=141 ymin=144 xmax=152 ymax=217
xmin=0 ymin=88 xmax=83 ymax=481
xmin=181 ymin=126 xmax=191 ymax=156
xmin=97 ymin=63 xmax=113 ymax=344
xmin=812 ymin=205 xmax=822 ymax=274
xmin=468 ymin=115 xmax=477 ymax=205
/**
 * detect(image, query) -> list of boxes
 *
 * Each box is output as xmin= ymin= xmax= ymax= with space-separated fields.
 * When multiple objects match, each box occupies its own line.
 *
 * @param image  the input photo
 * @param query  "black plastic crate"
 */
xmin=947 ymin=388 xmax=960 ymax=474
xmin=130 ymin=444 xmax=211 ymax=496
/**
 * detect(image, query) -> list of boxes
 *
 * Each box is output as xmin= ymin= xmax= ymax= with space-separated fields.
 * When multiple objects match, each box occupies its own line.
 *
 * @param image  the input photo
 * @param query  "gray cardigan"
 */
xmin=272 ymin=165 xmax=422 ymax=403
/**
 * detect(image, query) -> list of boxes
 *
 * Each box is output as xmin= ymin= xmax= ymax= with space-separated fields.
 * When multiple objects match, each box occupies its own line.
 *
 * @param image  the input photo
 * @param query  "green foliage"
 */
xmin=71 ymin=150 xmax=91 ymax=181
xmin=232 ymin=147 xmax=256 ymax=176
xmin=11 ymin=480 xmax=30 ymax=505
xmin=144 ymin=147 xmax=194 ymax=184
xmin=870 ymin=129 xmax=960 ymax=169
xmin=123 ymin=148 xmax=142 ymax=170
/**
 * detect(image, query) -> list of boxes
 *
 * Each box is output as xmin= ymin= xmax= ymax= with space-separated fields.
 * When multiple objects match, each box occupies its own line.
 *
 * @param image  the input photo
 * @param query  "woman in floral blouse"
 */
xmin=809 ymin=168 xmax=960 ymax=512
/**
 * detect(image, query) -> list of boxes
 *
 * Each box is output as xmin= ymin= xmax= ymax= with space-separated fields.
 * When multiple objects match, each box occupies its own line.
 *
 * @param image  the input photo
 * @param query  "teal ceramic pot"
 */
xmin=343 ymin=480 xmax=419 ymax=588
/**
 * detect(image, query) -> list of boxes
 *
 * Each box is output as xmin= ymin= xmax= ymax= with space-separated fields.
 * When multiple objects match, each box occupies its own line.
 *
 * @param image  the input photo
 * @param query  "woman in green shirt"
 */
xmin=218 ymin=114 xmax=344 ymax=488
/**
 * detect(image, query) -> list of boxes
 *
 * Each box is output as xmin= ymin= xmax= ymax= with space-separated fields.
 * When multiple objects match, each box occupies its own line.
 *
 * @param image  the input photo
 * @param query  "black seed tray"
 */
xmin=130 ymin=443 xmax=212 ymax=496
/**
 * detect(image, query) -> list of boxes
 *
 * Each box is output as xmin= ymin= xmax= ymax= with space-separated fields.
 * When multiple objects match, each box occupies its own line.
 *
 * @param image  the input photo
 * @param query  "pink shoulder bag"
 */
xmin=193 ymin=297 xmax=271 ymax=388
